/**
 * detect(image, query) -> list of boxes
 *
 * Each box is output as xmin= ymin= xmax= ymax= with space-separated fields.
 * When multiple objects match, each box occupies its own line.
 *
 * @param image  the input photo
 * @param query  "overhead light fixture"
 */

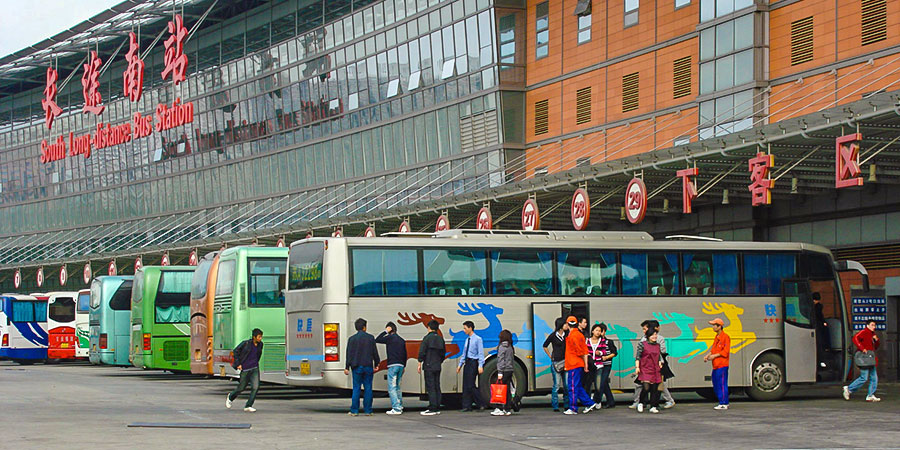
xmin=869 ymin=164 xmax=877 ymax=183
xmin=620 ymin=207 xmax=626 ymax=221
xmin=721 ymin=189 xmax=729 ymax=205
xmin=790 ymin=177 xmax=799 ymax=194
xmin=662 ymin=198 xmax=669 ymax=213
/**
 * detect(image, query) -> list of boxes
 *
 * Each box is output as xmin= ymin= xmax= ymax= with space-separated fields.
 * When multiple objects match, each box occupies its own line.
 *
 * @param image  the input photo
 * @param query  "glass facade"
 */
xmin=0 ymin=0 xmax=511 ymax=239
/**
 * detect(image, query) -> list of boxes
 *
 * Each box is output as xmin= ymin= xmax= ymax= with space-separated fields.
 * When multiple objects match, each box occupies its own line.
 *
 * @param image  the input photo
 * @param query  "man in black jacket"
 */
xmin=417 ymin=319 xmax=445 ymax=416
xmin=344 ymin=318 xmax=380 ymax=416
xmin=375 ymin=321 xmax=407 ymax=415
xmin=226 ymin=328 xmax=263 ymax=412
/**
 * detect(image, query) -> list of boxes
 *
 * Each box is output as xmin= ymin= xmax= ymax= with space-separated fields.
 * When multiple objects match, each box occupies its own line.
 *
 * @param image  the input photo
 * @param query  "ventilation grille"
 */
xmin=790 ymin=16 xmax=814 ymax=66
xmin=833 ymin=244 xmax=900 ymax=270
xmin=163 ymin=340 xmax=189 ymax=362
xmin=673 ymin=56 xmax=692 ymax=99
xmin=460 ymin=109 xmax=500 ymax=152
xmin=534 ymin=99 xmax=549 ymax=135
xmin=861 ymin=0 xmax=887 ymax=46
xmin=622 ymin=72 xmax=639 ymax=113
xmin=576 ymin=87 xmax=592 ymax=125
xmin=263 ymin=343 xmax=286 ymax=372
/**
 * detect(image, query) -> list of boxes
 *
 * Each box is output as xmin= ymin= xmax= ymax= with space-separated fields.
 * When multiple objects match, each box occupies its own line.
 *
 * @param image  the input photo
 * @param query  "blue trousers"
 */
xmin=848 ymin=367 xmax=878 ymax=397
xmin=351 ymin=366 xmax=374 ymax=414
xmin=712 ymin=366 xmax=729 ymax=405
xmin=551 ymin=363 xmax=569 ymax=410
xmin=567 ymin=368 xmax=595 ymax=411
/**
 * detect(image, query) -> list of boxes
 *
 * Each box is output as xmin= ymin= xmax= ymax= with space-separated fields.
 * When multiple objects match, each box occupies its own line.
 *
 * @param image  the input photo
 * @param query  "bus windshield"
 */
xmin=12 ymin=301 xmax=46 ymax=322
xmin=49 ymin=297 xmax=75 ymax=323
xmin=289 ymin=242 xmax=323 ymax=290
xmin=191 ymin=259 xmax=213 ymax=299
xmin=110 ymin=281 xmax=133 ymax=311
xmin=77 ymin=292 xmax=90 ymax=313
xmin=155 ymin=271 xmax=192 ymax=323
xmin=249 ymin=258 xmax=286 ymax=307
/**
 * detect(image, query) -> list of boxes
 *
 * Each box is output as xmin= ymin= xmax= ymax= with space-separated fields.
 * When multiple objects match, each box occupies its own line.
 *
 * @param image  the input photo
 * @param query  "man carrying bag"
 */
xmin=843 ymin=319 xmax=881 ymax=402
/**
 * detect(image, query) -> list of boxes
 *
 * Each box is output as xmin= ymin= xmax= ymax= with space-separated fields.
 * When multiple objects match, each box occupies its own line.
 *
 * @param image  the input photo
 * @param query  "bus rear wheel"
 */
xmin=478 ymin=359 xmax=527 ymax=410
xmin=747 ymin=352 xmax=789 ymax=401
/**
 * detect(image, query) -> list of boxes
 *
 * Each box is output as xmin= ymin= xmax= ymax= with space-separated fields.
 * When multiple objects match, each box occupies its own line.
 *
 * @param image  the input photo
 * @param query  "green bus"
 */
xmin=131 ymin=266 xmax=196 ymax=371
xmin=212 ymin=246 xmax=288 ymax=384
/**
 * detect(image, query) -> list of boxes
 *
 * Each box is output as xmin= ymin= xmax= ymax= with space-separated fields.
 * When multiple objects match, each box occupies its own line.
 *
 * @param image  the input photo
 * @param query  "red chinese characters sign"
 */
xmin=123 ymin=32 xmax=145 ymax=102
xmin=81 ymin=51 xmax=105 ymax=115
xmin=677 ymin=168 xmax=699 ymax=214
xmin=161 ymin=14 xmax=188 ymax=85
xmin=748 ymin=153 xmax=774 ymax=206
xmin=42 ymin=67 xmax=62 ymax=130
xmin=835 ymin=133 xmax=863 ymax=189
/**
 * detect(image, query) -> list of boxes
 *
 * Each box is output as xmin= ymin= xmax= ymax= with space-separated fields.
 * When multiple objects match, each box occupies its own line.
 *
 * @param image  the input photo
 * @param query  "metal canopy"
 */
xmin=3 ymin=88 xmax=900 ymax=271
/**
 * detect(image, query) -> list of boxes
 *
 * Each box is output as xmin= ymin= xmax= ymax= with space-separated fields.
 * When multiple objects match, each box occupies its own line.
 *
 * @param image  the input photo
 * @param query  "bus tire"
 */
xmin=747 ymin=352 xmax=789 ymax=401
xmin=478 ymin=358 xmax=527 ymax=408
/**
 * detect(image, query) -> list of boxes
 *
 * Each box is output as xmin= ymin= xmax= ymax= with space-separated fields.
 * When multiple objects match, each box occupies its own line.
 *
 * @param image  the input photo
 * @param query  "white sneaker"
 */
xmin=582 ymin=403 xmax=598 ymax=414
xmin=420 ymin=410 xmax=440 ymax=416
xmin=225 ymin=395 xmax=232 ymax=409
xmin=628 ymin=402 xmax=638 ymax=409
xmin=386 ymin=409 xmax=402 ymax=415
xmin=649 ymin=407 xmax=659 ymax=414
xmin=491 ymin=408 xmax=505 ymax=416
xmin=637 ymin=403 xmax=644 ymax=413
xmin=504 ymin=410 xmax=512 ymax=416
xmin=842 ymin=386 xmax=851 ymax=401
xmin=714 ymin=404 xmax=729 ymax=410
xmin=866 ymin=395 xmax=881 ymax=402
xmin=663 ymin=401 xmax=675 ymax=409
xmin=243 ymin=407 xmax=256 ymax=412
xmin=563 ymin=409 xmax=577 ymax=415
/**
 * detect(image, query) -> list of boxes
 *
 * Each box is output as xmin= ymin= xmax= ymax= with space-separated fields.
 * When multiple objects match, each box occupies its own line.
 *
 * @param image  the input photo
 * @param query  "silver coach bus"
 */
xmin=283 ymin=230 xmax=866 ymax=403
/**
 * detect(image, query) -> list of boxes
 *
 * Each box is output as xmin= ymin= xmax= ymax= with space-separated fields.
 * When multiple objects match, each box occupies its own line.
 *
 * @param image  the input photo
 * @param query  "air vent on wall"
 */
xmin=861 ymin=0 xmax=887 ymax=46
xmin=790 ymin=16 xmax=814 ymax=66
xmin=622 ymin=72 xmax=639 ymax=113
xmin=673 ymin=56 xmax=691 ymax=99
xmin=576 ymin=87 xmax=592 ymax=125
xmin=534 ymin=99 xmax=549 ymax=135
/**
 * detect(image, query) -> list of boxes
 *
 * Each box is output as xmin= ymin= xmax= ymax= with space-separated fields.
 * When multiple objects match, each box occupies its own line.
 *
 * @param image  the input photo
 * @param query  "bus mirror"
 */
xmin=833 ymin=260 xmax=869 ymax=292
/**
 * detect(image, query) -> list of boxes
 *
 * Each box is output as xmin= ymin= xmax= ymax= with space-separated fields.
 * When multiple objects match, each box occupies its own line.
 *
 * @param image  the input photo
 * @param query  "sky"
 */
xmin=0 ymin=0 xmax=122 ymax=58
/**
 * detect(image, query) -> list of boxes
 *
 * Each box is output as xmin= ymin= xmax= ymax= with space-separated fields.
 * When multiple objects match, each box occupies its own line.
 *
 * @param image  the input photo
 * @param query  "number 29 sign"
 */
xmin=625 ymin=178 xmax=647 ymax=224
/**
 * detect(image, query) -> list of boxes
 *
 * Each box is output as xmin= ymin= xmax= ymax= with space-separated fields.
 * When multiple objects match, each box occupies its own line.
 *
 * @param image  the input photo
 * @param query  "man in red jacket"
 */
xmin=563 ymin=316 xmax=597 ymax=415
xmin=843 ymin=319 xmax=881 ymax=402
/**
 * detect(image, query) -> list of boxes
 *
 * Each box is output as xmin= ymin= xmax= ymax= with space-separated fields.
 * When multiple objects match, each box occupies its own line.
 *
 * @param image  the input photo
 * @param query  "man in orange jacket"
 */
xmin=704 ymin=318 xmax=731 ymax=410
xmin=563 ymin=316 xmax=597 ymax=415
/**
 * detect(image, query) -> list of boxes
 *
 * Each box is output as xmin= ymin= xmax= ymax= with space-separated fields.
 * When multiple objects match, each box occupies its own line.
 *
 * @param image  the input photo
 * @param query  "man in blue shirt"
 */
xmin=456 ymin=320 xmax=486 ymax=411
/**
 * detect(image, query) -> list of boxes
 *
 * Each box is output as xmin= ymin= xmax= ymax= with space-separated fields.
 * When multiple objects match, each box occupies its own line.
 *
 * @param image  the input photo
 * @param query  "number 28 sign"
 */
xmin=625 ymin=178 xmax=647 ymax=224
xmin=571 ymin=188 xmax=590 ymax=231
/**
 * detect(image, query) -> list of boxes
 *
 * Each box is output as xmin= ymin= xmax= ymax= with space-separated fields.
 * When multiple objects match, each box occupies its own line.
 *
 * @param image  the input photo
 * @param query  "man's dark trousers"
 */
xmin=462 ymin=358 xmax=485 ymax=409
xmin=424 ymin=369 xmax=442 ymax=411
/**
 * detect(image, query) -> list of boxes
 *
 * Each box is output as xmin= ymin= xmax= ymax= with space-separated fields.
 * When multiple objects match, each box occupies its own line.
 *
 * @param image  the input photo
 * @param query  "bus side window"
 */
xmin=621 ymin=253 xmax=647 ymax=296
xmin=647 ymin=253 xmax=679 ymax=296
xmin=743 ymin=253 xmax=797 ymax=295
xmin=423 ymin=249 xmax=487 ymax=296
xmin=557 ymin=251 xmax=617 ymax=296
xmin=351 ymin=249 xmax=419 ymax=296
xmin=490 ymin=250 xmax=553 ymax=296
xmin=683 ymin=253 xmax=713 ymax=295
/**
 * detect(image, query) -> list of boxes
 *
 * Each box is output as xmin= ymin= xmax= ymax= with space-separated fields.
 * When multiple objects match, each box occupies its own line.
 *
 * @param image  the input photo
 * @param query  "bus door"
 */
xmin=530 ymin=302 xmax=589 ymax=390
xmin=782 ymin=279 xmax=816 ymax=383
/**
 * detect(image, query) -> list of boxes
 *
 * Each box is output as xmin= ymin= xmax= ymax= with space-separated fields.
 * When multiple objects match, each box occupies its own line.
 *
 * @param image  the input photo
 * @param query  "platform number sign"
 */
xmin=83 ymin=263 xmax=92 ymax=284
xmin=398 ymin=221 xmax=411 ymax=233
xmin=275 ymin=238 xmax=286 ymax=247
xmin=435 ymin=215 xmax=450 ymax=232
xmin=134 ymin=256 xmax=143 ymax=272
xmin=521 ymin=199 xmax=540 ymax=231
xmin=332 ymin=228 xmax=343 ymax=237
xmin=188 ymin=250 xmax=198 ymax=266
xmin=108 ymin=260 xmax=117 ymax=276
xmin=13 ymin=269 xmax=21 ymax=289
xmin=571 ymin=188 xmax=590 ymax=231
xmin=476 ymin=207 xmax=492 ymax=230
xmin=37 ymin=267 xmax=44 ymax=288
xmin=59 ymin=265 xmax=68 ymax=286
xmin=161 ymin=252 xmax=170 ymax=266
xmin=625 ymin=178 xmax=648 ymax=224
xmin=364 ymin=226 xmax=376 ymax=237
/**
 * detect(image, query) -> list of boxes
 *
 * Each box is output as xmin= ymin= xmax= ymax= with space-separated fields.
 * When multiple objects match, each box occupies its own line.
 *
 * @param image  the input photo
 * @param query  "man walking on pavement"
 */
xmin=345 ymin=318 xmax=380 ymax=416
xmin=226 ymin=328 xmax=264 ymax=412
xmin=704 ymin=318 xmax=731 ymax=410
xmin=457 ymin=320 xmax=486 ymax=411
xmin=418 ymin=319 xmax=446 ymax=416
xmin=564 ymin=315 xmax=597 ymax=415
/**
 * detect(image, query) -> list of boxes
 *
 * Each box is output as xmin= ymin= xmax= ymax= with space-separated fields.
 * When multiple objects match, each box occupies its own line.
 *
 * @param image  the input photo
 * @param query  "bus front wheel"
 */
xmin=478 ymin=359 xmax=527 ymax=409
xmin=747 ymin=352 xmax=789 ymax=401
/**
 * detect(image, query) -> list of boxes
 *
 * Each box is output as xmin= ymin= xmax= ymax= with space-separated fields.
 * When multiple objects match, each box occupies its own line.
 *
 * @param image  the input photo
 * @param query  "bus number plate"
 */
xmin=60 ymin=343 xmax=69 ymax=348
xmin=300 ymin=362 xmax=310 ymax=375
xmin=220 ymin=366 xmax=226 ymax=377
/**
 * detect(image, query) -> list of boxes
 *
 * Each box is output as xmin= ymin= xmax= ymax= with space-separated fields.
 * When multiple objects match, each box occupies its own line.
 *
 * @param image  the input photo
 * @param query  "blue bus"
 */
xmin=88 ymin=276 xmax=134 ymax=366
xmin=0 ymin=294 xmax=48 ymax=364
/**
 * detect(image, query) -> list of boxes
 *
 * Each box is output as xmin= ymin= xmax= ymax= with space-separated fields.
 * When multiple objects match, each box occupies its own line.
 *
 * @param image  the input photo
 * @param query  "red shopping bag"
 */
xmin=490 ymin=383 xmax=507 ymax=404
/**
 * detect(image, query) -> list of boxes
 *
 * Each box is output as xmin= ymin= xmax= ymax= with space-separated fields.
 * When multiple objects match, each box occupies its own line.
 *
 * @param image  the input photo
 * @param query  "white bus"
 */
xmin=284 ymin=230 xmax=866 ymax=403
xmin=76 ymin=289 xmax=91 ymax=358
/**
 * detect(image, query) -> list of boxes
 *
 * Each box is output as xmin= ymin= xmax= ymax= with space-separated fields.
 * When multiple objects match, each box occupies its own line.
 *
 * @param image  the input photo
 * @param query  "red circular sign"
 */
xmin=37 ymin=267 xmax=44 ymax=288
xmin=83 ymin=263 xmax=92 ymax=284
xmin=521 ymin=199 xmax=540 ymax=231
xmin=398 ymin=221 xmax=411 ymax=233
xmin=625 ymin=178 xmax=648 ymax=224
xmin=364 ymin=226 xmax=376 ymax=237
xmin=134 ymin=257 xmax=143 ymax=272
xmin=476 ymin=207 xmax=492 ymax=230
xmin=435 ymin=215 xmax=450 ymax=232
xmin=332 ymin=228 xmax=343 ymax=237
xmin=305 ymin=232 xmax=313 ymax=239
xmin=571 ymin=188 xmax=590 ymax=231
xmin=108 ymin=260 xmax=117 ymax=276
xmin=13 ymin=269 xmax=21 ymax=289
xmin=188 ymin=250 xmax=198 ymax=266
xmin=275 ymin=238 xmax=285 ymax=248
xmin=161 ymin=253 xmax=170 ymax=266
xmin=59 ymin=266 xmax=68 ymax=286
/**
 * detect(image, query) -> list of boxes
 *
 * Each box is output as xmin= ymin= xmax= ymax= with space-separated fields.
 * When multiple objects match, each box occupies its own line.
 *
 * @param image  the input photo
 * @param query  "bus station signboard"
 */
xmin=188 ymin=250 xmax=198 ymax=265
xmin=134 ymin=257 xmax=143 ymax=272
xmin=13 ymin=269 xmax=21 ymax=289
xmin=108 ymin=260 xmax=116 ymax=276
xmin=625 ymin=178 xmax=647 ymax=224
xmin=522 ymin=199 xmax=540 ymax=231
xmin=59 ymin=265 xmax=68 ymax=286
xmin=435 ymin=215 xmax=450 ymax=232
xmin=364 ymin=226 xmax=376 ymax=237
xmin=398 ymin=221 xmax=411 ymax=233
xmin=476 ymin=207 xmax=492 ymax=230
xmin=83 ymin=263 xmax=92 ymax=284
xmin=571 ymin=188 xmax=589 ymax=231
xmin=851 ymin=295 xmax=887 ymax=330
xmin=37 ymin=267 xmax=44 ymax=288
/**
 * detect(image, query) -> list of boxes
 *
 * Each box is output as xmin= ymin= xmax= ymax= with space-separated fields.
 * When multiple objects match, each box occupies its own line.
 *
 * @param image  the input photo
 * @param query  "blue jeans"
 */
xmin=712 ymin=366 xmax=729 ymax=405
xmin=228 ymin=367 xmax=259 ymax=408
xmin=567 ymin=368 xmax=595 ymax=412
xmin=848 ymin=367 xmax=878 ymax=397
xmin=550 ymin=363 xmax=569 ymax=410
xmin=351 ymin=366 xmax=374 ymax=414
xmin=386 ymin=365 xmax=404 ymax=411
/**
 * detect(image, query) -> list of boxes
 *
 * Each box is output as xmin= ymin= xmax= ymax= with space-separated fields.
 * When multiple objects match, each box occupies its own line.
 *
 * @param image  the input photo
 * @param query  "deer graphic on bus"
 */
xmin=448 ymin=302 xmax=517 ymax=359
xmin=377 ymin=311 xmax=459 ymax=371
xmin=652 ymin=312 xmax=708 ymax=363
xmin=688 ymin=302 xmax=757 ymax=358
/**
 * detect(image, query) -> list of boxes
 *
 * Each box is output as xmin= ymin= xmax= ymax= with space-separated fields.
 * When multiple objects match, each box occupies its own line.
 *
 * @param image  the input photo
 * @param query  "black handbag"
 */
xmin=660 ymin=354 xmax=675 ymax=380
xmin=854 ymin=350 xmax=876 ymax=368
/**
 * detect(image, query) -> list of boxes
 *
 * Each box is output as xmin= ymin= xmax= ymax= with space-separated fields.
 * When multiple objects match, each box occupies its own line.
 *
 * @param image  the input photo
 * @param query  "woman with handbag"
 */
xmin=492 ymin=329 xmax=516 ymax=416
xmin=843 ymin=319 xmax=881 ymax=402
